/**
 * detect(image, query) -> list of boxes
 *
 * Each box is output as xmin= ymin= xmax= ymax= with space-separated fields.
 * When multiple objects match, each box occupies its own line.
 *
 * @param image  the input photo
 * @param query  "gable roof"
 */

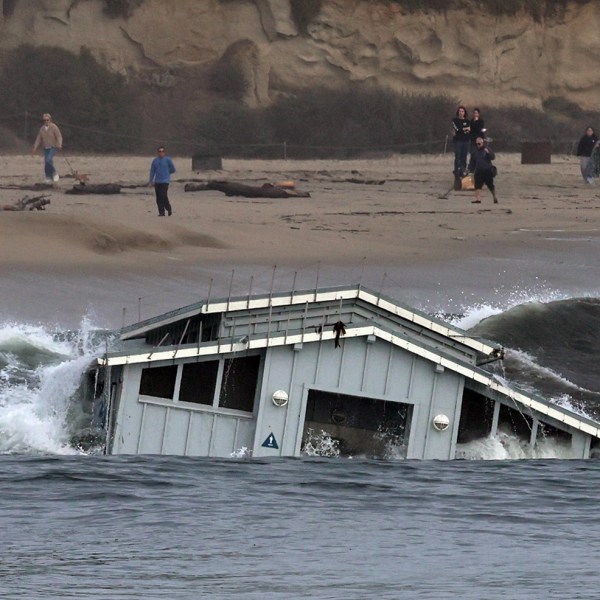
xmin=119 ymin=284 xmax=499 ymax=356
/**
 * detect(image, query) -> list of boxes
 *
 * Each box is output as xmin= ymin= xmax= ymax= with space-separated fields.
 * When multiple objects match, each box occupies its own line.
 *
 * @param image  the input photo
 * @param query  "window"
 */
xmin=139 ymin=365 xmax=177 ymax=399
xmin=179 ymin=361 xmax=219 ymax=405
xmin=219 ymin=355 xmax=260 ymax=412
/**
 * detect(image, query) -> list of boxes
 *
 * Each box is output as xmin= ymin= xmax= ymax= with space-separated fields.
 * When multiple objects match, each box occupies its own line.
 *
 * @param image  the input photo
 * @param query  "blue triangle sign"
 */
xmin=261 ymin=433 xmax=279 ymax=449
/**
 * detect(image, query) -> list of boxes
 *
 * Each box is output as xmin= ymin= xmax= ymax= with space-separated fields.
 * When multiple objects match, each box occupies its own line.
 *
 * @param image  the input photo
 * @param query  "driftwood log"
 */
xmin=184 ymin=181 xmax=310 ymax=198
xmin=65 ymin=183 xmax=122 ymax=195
xmin=0 ymin=183 xmax=55 ymax=191
xmin=2 ymin=195 xmax=51 ymax=211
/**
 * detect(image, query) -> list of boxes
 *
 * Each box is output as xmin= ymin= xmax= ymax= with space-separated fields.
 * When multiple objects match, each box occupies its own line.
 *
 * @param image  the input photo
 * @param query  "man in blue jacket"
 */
xmin=148 ymin=146 xmax=176 ymax=216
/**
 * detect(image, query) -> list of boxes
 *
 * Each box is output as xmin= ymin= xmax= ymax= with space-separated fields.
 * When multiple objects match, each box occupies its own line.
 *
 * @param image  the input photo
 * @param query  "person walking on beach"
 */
xmin=576 ymin=126 xmax=598 ymax=184
xmin=469 ymin=136 xmax=498 ymax=204
xmin=32 ymin=113 xmax=62 ymax=183
xmin=451 ymin=106 xmax=471 ymax=188
xmin=148 ymin=146 xmax=176 ymax=216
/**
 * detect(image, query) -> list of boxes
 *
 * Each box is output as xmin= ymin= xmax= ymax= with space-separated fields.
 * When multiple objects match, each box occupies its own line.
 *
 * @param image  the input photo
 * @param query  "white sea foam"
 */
xmin=456 ymin=431 xmax=573 ymax=460
xmin=230 ymin=446 xmax=252 ymax=458
xmin=302 ymin=428 xmax=341 ymax=457
xmin=443 ymin=288 xmax=577 ymax=330
xmin=0 ymin=318 xmax=103 ymax=455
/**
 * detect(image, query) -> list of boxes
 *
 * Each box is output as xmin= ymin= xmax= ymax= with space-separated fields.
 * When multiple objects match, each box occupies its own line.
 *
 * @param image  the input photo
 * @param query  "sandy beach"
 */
xmin=1 ymin=152 xmax=600 ymax=327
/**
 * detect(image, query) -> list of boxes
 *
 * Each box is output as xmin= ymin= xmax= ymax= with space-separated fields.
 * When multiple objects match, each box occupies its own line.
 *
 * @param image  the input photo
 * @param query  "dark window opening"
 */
xmin=200 ymin=315 xmax=220 ymax=342
xmin=144 ymin=315 xmax=220 ymax=346
xmin=498 ymin=404 xmax=533 ymax=441
xmin=302 ymin=390 xmax=411 ymax=458
xmin=457 ymin=388 xmax=495 ymax=443
xmin=139 ymin=365 xmax=177 ymax=399
xmin=218 ymin=355 xmax=260 ymax=412
xmin=537 ymin=421 xmax=571 ymax=444
xmin=179 ymin=360 xmax=219 ymax=405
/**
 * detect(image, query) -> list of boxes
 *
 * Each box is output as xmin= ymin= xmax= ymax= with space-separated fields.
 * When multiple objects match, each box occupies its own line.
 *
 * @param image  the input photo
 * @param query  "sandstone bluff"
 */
xmin=0 ymin=0 xmax=599 ymax=109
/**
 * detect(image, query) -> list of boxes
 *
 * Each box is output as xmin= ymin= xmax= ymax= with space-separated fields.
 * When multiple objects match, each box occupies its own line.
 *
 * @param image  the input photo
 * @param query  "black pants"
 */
xmin=154 ymin=183 xmax=172 ymax=216
xmin=474 ymin=169 xmax=495 ymax=191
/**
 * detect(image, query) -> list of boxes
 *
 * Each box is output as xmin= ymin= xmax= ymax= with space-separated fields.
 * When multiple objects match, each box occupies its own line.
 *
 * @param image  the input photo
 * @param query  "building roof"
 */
xmin=119 ymin=285 xmax=499 ymax=356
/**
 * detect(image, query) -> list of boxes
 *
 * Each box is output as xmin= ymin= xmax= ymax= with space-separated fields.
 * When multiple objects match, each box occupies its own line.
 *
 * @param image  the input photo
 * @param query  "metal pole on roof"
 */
xmin=302 ymin=300 xmax=308 ymax=344
xmin=291 ymin=271 xmax=297 ymax=302
xmin=138 ymin=297 xmax=142 ymax=322
xmin=121 ymin=307 xmax=126 ymax=329
xmin=358 ymin=256 xmax=366 ymax=290
xmin=206 ymin=277 xmax=213 ymax=309
xmin=178 ymin=319 xmax=191 ymax=346
xmin=269 ymin=265 xmax=277 ymax=305
xmin=227 ymin=269 xmax=235 ymax=311
xmin=284 ymin=303 xmax=291 ymax=344
xmin=267 ymin=303 xmax=273 ymax=344
xmin=378 ymin=272 xmax=387 ymax=306
xmin=247 ymin=275 xmax=254 ymax=309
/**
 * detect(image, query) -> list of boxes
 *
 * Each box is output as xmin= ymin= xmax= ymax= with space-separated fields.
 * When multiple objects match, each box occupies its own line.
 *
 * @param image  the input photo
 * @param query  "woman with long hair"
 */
xmin=469 ymin=107 xmax=486 ymax=156
xmin=451 ymin=106 xmax=470 ymax=180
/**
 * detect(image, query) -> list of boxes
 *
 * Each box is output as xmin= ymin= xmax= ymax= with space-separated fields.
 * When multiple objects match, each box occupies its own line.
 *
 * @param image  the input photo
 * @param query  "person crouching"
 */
xmin=469 ymin=136 xmax=498 ymax=204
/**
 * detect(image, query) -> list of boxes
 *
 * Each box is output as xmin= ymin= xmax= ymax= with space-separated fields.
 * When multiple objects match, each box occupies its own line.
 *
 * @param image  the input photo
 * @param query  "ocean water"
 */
xmin=1 ymin=295 xmax=600 ymax=598
xmin=2 ymin=455 xmax=600 ymax=599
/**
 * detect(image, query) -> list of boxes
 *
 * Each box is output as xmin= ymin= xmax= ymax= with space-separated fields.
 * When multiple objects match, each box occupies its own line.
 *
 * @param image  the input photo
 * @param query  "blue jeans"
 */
xmin=44 ymin=147 xmax=57 ymax=179
xmin=580 ymin=156 xmax=592 ymax=181
xmin=453 ymin=140 xmax=469 ymax=176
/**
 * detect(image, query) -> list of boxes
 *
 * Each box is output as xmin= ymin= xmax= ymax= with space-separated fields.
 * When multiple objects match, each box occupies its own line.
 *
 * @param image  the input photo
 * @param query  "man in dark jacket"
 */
xmin=576 ymin=126 xmax=598 ymax=183
xmin=469 ymin=137 xmax=497 ymax=204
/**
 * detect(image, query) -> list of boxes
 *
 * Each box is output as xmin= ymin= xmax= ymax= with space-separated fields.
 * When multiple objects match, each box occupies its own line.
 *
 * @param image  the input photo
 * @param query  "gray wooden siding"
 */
xmin=254 ymin=336 xmax=463 ymax=459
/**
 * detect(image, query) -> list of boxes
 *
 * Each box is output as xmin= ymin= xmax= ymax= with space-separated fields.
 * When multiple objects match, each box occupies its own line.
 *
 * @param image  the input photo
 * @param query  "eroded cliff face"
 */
xmin=1 ymin=0 xmax=599 ymax=109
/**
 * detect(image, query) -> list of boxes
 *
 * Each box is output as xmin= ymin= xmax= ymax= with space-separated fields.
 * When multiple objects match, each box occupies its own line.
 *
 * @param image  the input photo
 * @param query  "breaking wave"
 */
xmin=0 ymin=319 xmax=105 ymax=454
xmin=463 ymin=296 xmax=600 ymax=417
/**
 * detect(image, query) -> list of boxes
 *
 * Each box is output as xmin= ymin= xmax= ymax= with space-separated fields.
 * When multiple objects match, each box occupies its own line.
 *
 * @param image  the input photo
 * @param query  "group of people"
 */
xmin=33 ymin=110 xmax=600 ymax=213
xmin=32 ymin=113 xmax=177 ymax=216
xmin=451 ymin=106 xmax=498 ymax=204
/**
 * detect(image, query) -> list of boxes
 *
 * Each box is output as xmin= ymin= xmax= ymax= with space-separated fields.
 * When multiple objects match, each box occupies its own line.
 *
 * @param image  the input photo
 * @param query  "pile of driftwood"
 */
xmin=2 ymin=195 xmax=50 ymax=211
xmin=0 ymin=178 xmax=121 ymax=195
xmin=184 ymin=180 xmax=310 ymax=198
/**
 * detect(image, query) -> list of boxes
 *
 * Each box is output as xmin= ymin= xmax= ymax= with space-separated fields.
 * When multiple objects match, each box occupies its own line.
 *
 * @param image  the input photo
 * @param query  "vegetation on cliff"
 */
xmin=101 ymin=0 xmax=144 ymax=19
xmin=0 ymin=45 xmax=141 ymax=152
xmin=392 ymin=0 xmax=590 ymax=20
xmin=194 ymin=85 xmax=599 ymax=158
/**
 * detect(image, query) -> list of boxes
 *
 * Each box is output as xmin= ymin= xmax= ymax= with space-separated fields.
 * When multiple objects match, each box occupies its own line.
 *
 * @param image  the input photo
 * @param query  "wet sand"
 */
xmin=1 ymin=152 xmax=599 ymax=327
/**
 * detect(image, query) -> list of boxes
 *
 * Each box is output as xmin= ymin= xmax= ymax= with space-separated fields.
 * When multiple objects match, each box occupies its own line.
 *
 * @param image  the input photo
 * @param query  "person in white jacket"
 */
xmin=33 ymin=113 xmax=63 ymax=183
